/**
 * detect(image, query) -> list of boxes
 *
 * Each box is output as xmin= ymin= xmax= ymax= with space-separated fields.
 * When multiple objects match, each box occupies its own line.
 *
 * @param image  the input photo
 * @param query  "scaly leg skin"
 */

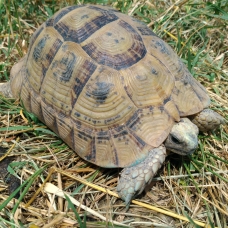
xmin=0 ymin=81 xmax=13 ymax=98
xmin=117 ymin=145 xmax=166 ymax=208
xmin=192 ymin=108 xmax=225 ymax=132
xmin=0 ymin=55 xmax=27 ymax=99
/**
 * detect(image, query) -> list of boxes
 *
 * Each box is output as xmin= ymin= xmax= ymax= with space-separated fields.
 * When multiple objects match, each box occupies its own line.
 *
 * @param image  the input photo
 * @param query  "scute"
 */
xmin=25 ymin=27 xmax=64 ymax=94
xmin=71 ymin=65 xmax=136 ymax=129
xmin=81 ymin=19 xmax=147 ymax=70
xmin=18 ymin=5 xmax=210 ymax=168
xmin=53 ymin=6 xmax=118 ymax=43
xmin=120 ymin=54 xmax=175 ymax=108
xmin=40 ymin=41 xmax=96 ymax=115
xmin=143 ymin=35 xmax=210 ymax=115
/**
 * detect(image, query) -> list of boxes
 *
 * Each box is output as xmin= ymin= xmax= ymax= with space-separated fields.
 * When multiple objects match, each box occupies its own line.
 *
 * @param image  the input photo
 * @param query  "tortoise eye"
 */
xmin=171 ymin=135 xmax=182 ymax=144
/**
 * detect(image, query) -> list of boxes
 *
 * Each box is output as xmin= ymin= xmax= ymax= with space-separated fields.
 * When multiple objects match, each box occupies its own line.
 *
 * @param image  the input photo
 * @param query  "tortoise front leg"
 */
xmin=117 ymin=145 xmax=166 ymax=208
xmin=191 ymin=109 xmax=225 ymax=132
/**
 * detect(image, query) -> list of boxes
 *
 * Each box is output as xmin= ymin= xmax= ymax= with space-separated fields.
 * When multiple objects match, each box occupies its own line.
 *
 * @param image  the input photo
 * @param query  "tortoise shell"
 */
xmin=15 ymin=5 xmax=210 ymax=168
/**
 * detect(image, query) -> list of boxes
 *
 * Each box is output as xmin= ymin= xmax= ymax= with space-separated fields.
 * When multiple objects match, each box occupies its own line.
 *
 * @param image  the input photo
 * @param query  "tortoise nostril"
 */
xmin=171 ymin=135 xmax=182 ymax=144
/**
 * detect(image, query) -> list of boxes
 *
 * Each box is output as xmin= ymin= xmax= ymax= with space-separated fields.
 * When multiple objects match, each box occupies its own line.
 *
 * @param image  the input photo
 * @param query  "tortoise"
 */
xmin=0 ymin=5 xmax=224 ymax=206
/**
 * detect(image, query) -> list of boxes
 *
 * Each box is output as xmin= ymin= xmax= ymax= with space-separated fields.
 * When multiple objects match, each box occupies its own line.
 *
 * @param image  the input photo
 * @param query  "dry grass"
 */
xmin=0 ymin=0 xmax=228 ymax=227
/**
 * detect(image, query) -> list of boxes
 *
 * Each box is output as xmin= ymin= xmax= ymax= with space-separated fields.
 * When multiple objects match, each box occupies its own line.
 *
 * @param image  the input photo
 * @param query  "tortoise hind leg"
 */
xmin=117 ymin=145 xmax=166 ymax=208
xmin=0 ymin=55 xmax=27 ymax=99
xmin=9 ymin=55 xmax=27 ymax=98
xmin=191 ymin=109 xmax=225 ymax=132
xmin=0 ymin=81 xmax=13 ymax=98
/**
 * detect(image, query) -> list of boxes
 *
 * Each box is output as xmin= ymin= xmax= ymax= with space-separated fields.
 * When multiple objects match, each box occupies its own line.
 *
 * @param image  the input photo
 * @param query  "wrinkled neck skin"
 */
xmin=164 ymin=118 xmax=199 ymax=156
xmin=9 ymin=55 xmax=27 ymax=99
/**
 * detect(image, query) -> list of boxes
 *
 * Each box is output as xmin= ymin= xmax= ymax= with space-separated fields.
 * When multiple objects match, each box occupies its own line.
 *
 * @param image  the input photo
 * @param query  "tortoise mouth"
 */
xmin=167 ymin=147 xmax=196 ymax=156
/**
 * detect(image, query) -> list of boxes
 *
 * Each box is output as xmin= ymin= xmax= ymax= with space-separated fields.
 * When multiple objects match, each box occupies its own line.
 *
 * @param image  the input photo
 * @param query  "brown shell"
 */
xmin=18 ymin=5 xmax=210 ymax=168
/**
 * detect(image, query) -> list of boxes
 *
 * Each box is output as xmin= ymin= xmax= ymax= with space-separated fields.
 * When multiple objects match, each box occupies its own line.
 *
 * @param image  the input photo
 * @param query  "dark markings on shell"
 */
xmin=97 ymin=130 xmax=109 ymax=136
xmin=54 ymin=5 xmax=83 ymax=24
xmin=97 ymin=135 xmax=110 ymax=141
xmin=133 ymin=133 xmax=146 ymax=147
xmin=22 ymin=77 xmax=32 ymax=111
xmin=33 ymin=35 xmax=49 ymax=62
xmin=113 ymin=127 xmax=128 ymax=138
xmin=73 ymin=60 xmax=97 ymax=104
xmin=74 ymin=112 xmax=81 ymax=117
xmin=181 ymin=67 xmax=193 ymax=83
xmin=46 ymin=39 xmax=63 ymax=63
xmin=137 ymin=26 xmax=157 ymax=37
xmin=78 ymin=130 xmax=93 ymax=140
xmin=42 ymin=38 xmax=63 ymax=80
xmin=46 ymin=18 xmax=54 ymax=27
xmin=52 ymin=51 xmax=76 ymax=82
xmin=57 ymin=118 xmax=67 ymax=126
xmin=54 ymin=7 xmax=118 ymax=43
xmin=70 ymin=128 xmax=75 ymax=151
xmin=149 ymin=106 xmax=154 ymax=112
xmin=90 ymin=138 xmax=96 ymax=162
xmin=159 ymin=106 xmax=165 ymax=112
xmin=128 ymin=129 xmax=146 ymax=148
xmin=163 ymin=96 xmax=171 ymax=104
xmin=126 ymin=110 xmax=141 ymax=131
xmin=96 ymin=131 xmax=110 ymax=142
xmin=17 ymin=66 xmax=27 ymax=97
xmin=118 ymin=20 xmax=143 ymax=42
xmin=182 ymin=77 xmax=189 ymax=86
xmin=58 ymin=112 xmax=67 ymax=121
xmin=42 ymin=103 xmax=59 ymax=134
xmin=85 ymin=137 xmax=96 ymax=163
xmin=26 ymin=68 xmax=31 ymax=78
xmin=151 ymin=67 xmax=158 ymax=75
xmin=177 ymin=59 xmax=184 ymax=74
xmin=74 ymin=120 xmax=82 ymax=130
xmin=30 ymin=95 xmax=44 ymax=122
xmin=154 ymin=40 xmax=170 ymax=55
xmin=57 ymin=113 xmax=71 ymax=136
xmin=54 ymin=22 xmax=75 ymax=41
xmin=82 ymin=20 xmax=146 ymax=70
xmin=81 ymin=14 xmax=89 ymax=19
xmin=113 ymin=146 xmax=119 ymax=167
xmin=91 ymin=81 xmax=113 ymax=104
xmin=104 ymin=114 xmax=121 ymax=125
xmin=29 ymin=26 xmax=44 ymax=54
xmin=124 ymin=85 xmax=134 ymax=103
xmin=136 ymin=75 xmax=146 ymax=81
xmin=26 ymin=26 xmax=45 ymax=71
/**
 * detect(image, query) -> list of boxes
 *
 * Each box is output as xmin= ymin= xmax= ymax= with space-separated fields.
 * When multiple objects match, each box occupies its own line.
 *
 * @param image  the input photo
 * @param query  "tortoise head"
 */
xmin=9 ymin=55 xmax=27 ymax=98
xmin=164 ymin=118 xmax=199 ymax=155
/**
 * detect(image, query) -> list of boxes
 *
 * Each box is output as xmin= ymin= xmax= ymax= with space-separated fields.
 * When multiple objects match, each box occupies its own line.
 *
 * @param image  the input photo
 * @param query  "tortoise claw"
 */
xmin=117 ymin=145 xmax=166 ymax=208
